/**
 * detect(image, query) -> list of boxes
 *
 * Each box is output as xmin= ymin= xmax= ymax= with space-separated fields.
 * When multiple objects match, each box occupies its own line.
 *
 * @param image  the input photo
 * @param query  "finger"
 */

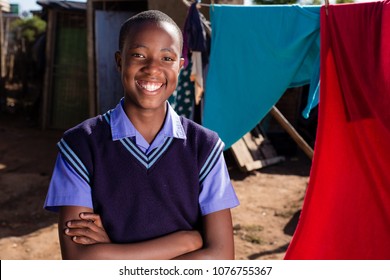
xmin=79 ymin=212 xmax=104 ymax=228
xmin=65 ymin=228 xmax=101 ymax=242
xmin=66 ymin=220 xmax=105 ymax=234
xmin=65 ymin=221 xmax=103 ymax=241
xmin=65 ymin=227 xmax=110 ymax=244
xmin=66 ymin=220 xmax=99 ymax=231
xmin=78 ymin=212 xmax=95 ymax=220
xmin=65 ymin=227 xmax=96 ymax=237
xmin=71 ymin=235 xmax=99 ymax=245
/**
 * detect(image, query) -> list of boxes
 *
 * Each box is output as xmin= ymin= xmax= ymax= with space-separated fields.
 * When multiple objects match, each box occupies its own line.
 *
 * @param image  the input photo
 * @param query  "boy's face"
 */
xmin=115 ymin=21 xmax=184 ymax=113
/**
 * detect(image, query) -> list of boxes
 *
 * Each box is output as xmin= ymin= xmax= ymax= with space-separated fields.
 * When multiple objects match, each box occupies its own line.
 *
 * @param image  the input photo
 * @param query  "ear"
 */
xmin=178 ymin=58 xmax=185 ymax=73
xmin=115 ymin=51 xmax=122 ymax=72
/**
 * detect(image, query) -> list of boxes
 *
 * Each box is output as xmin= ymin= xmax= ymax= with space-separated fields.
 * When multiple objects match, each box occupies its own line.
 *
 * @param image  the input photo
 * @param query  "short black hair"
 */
xmin=118 ymin=10 xmax=183 ymax=52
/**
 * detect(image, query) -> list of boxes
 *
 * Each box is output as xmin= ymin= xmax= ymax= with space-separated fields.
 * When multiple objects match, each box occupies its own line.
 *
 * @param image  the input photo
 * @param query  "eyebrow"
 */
xmin=128 ymin=44 xmax=176 ymax=54
xmin=128 ymin=44 xmax=147 ymax=50
xmin=161 ymin=47 xmax=176 ymax=54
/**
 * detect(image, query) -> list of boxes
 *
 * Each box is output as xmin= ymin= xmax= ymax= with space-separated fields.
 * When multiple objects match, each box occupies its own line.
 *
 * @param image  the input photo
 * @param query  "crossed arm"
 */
xmin=59 ymin=206 xmax=234 ymax=260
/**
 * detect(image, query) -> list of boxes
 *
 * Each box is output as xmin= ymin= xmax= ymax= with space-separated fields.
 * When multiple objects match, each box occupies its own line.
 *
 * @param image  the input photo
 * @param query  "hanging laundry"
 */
xmin=191 ymin=51 xmax=204 ymax=105
xmin=169 ymin=58 xmax=195 ymax=119
xmin=285 ymin=0 xmax=390 ymax=259
xmin=178 ymin=1 xmax=210 ymax=122
xmin=326 ymin=0 xmax=390 ymax=128
xmin=182 ymin=1 xmax=208 ymax=68
xmin=203 ymin=5 xmax=321 ymax=149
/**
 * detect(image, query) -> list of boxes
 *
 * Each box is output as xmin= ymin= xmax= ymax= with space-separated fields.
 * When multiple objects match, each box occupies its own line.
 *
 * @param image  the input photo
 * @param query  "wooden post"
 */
xmin=87 ymin=0 xmax=96 ymax=117
xmin=41 ymin=9 xmax=57 ymax=129
xmin=270 ymin=106 xmax=313 ymax=159
xmin=0 ymin=9 xmax=5 ymax=80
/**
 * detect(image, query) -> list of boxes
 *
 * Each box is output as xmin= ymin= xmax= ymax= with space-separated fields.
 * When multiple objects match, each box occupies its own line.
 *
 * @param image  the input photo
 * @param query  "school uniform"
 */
xmin=44 ymin=99 xmax=239 ymax=243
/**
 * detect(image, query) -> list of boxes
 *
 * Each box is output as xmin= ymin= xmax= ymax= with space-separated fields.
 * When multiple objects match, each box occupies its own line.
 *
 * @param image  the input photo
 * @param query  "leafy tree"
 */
xmin=6 ymin=16 xmax=46 ymax=91
xmin=11 ymin=16 xmax=46 ymax=44
xmin=311 ymin=0 xmax=322 ymax=5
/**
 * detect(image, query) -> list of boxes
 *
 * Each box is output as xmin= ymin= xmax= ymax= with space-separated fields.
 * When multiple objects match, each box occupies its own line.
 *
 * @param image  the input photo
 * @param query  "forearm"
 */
xmin=58 ymin=206 xmax=202 ymax=260
xmin=173 ymin=239 xmax=234 ymax=260
xmin=173 ymin=248 xmax=234 ymax=260
xmin=174 ymin=209 xmax=235 ymax=260
xmin=61 ymin=230 xmax=202 ymax=260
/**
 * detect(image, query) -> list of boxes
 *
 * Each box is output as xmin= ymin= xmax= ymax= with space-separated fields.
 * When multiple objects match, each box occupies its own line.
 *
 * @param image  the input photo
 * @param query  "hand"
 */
xmin=65 ymin=212 xmax=111 ymax=245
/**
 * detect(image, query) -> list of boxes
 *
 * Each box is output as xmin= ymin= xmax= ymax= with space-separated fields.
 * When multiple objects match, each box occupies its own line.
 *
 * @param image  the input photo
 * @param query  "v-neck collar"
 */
xmin=102 ymin=99 xmax=186 ymax=169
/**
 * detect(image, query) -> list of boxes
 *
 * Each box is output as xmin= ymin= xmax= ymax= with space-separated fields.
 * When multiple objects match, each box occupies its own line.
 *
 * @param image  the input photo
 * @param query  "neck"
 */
xmin=124 ymin=103 xmax=167 ymax=144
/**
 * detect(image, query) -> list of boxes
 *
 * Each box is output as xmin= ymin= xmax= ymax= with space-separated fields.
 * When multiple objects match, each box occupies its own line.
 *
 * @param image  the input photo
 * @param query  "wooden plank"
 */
xmin=242 ymin=132 xmax=262 ymax=160
xmin=244 ymin=156 xmax=285 ymax=172
xmin=230 ymin=138 xmax=255 ymax=172
xmin=251 ymin=128 xmax=265 ymax=147
xmin=231 ymin=132 xmax=285 ymax=172
xmin=41 ymin=9 xmax=57 ymax=129
xmin=87 ymin=0 xmax=96 ymax=117
xmin=242 ymin=128 xmax=279 ymax=160
xmin=270 ymin=106 xmax=314 ymax=159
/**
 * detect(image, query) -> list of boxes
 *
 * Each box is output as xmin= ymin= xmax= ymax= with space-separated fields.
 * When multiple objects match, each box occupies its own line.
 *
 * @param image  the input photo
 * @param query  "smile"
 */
xmin=136 ymin=80 xmax=164 ymax=92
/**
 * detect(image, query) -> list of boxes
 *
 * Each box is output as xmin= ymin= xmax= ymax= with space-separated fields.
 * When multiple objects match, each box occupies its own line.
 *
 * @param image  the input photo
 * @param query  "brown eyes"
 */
xmin=130 ymin=54 xmax=175 ymax=62
xmin=162 ymin=57 xmax=174 ymax=62
xmin=131 ymin=53 xmax=144 ymax=58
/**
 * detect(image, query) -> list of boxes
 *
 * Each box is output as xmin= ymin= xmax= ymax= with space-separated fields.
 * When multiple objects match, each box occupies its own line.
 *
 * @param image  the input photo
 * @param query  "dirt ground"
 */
xmin=0 ymin=112 xmax=311 ymax=260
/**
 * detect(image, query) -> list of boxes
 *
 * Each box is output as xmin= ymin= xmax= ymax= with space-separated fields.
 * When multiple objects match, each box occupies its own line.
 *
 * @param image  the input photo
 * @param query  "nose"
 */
xmin=142 ymin=57 xmax=161 ymax=75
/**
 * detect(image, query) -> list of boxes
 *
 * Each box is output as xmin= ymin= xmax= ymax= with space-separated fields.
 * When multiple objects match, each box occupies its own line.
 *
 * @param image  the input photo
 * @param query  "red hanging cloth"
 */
xmin=285 ymin=0 xmax=390 ymax=259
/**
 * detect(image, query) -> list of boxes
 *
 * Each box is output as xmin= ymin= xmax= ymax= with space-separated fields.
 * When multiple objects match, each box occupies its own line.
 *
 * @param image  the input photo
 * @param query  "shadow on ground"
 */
xmin=246 ymin=209 xmax=302 ymax=260
xmin=0 ymin=113 xmax=62 ymax=238
xmin=226 ymin=147 xmax=312 ymax=181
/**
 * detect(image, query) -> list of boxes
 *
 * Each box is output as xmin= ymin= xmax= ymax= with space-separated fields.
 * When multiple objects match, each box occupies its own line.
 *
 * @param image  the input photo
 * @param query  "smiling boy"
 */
xmin=44 ymin=10 xmax=239 ymax=260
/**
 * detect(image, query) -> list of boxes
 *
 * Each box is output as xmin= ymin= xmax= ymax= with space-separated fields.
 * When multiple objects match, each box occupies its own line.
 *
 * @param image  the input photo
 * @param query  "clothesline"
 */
xmin=180 ymin=1 xmax=315 ymax=159
xmin=185 ymin=0 xmax=329 ymax=9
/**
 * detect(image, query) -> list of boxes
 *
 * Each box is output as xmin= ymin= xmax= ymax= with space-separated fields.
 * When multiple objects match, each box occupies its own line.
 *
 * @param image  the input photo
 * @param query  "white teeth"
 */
xmin=137 ymin=81 xmax=163 ymax=92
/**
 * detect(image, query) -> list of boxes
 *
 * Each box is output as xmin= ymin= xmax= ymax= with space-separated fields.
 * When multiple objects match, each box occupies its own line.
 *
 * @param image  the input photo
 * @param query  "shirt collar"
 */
xmin=110 ymin=98 xmax=186 ymax=141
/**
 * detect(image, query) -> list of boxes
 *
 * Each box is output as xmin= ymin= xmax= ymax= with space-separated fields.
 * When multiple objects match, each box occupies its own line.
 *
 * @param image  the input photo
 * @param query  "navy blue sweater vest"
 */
xmin=59 ymin=114 xmax=222 ymax=243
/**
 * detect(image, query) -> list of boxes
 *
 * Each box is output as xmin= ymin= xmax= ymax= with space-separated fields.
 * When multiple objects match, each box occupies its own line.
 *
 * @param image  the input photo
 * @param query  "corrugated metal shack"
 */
xmin=38 ymin=0 xmax=195 ymax=128
xmin=87 ymin=0 xmax=147 ymax=116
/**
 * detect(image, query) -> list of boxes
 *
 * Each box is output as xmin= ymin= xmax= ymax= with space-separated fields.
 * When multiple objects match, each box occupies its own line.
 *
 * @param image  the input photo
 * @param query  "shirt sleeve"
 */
xmin=198 ymin=152 xmax=240 ymax=216
xmin=44 ymin=153 xmax=93 ymax=212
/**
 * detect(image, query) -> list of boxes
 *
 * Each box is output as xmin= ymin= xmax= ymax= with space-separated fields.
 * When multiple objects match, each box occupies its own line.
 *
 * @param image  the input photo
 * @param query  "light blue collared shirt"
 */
xmin=44 ymin=100 xmax=239 ymax=215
